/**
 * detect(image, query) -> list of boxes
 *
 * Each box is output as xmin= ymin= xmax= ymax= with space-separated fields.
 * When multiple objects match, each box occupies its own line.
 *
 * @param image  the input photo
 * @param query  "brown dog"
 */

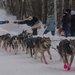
xmin=34 ymin=37 xmax=52 ymax=64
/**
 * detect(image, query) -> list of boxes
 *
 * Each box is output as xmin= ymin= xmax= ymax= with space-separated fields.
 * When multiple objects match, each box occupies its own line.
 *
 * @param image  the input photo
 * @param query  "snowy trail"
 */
xmin=0 ymin=45 xmax=75 ymax=75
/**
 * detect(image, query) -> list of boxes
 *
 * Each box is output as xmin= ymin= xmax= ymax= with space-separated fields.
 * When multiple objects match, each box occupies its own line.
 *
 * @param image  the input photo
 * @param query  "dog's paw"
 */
xmin=64 ymin=64 xmax=71 ymax=71
xmin=64 ymin=63 xmax=68 ymax=69
xmin=67 ymin=66 xmax=71 ymax=71
xmin=25 ymin=51 xmax=28 ymax=54
xmin=44 ymin=62 xmax=48 ymax=64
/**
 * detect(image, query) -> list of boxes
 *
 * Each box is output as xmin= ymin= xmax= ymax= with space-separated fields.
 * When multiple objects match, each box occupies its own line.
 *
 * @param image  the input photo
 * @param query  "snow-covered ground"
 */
xmin=0 ymin=9 xmax=75 ymax=75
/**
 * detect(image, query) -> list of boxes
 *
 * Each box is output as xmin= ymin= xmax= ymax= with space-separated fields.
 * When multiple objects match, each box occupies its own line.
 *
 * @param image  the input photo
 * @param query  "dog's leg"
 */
xmin=41 ymin=51 xmax=48 ymax=64
xmin=62 ymin=55 xmax=68 ymax=69
xmin=68 ymin=54 xmax=74 ymax=69
xmin=62 ymin=53 xmax=68 ymax=65
xmin=9 ymin=46 xmax=11 ymax=52
xmin=32 ymin=48 xmax=35 ymax=55
xmin=57 ymin=46 xmax=63 ymax=61
xmin=14 ymin=47 xmax=18 ymax=55
xmin=59 ymin=51 xmax=63 ymax=61
xmin=2 ymin=41 xmax=5 ymax=49
xmin=14 ymin=43 xmax=18 ymax=55
xmin=21 ymin=40 xmax=25 ymax=51
xmin=30 ymin=48 xmax=33 ymax=57
xmin=0 ymin=38 xmax=1 ymax=47
xmin=47 ymin=49 xmax=52 ymax=60
xmin=20 ymin=40 xmax=23 ymax=51
xmin=3 ymin=41 xmax=7 ymax=51
xmin=34 ymin=48 xmax=38 ymax=59
xmin=62 ymin=53 xmax=71 ymax=70
xmin=9 ymin=44 xmax=11 ymax=52
xmin=63 ymin=54 xmax=74 ymax=71
xmin=64 ymin=54 xmax=69 ymax=65
xmin=40 ymin=55 xmax=43 ymax=62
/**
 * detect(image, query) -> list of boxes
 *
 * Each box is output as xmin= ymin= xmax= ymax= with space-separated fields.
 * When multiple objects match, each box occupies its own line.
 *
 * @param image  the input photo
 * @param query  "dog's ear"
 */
xmin=42 ymin=37 xmax=45 ymax=39
xmin=70 ymin=39 xmax=72 ymax=41
xmin=48 ymin=37 xmax=51 ymax=42
xmin=40 ymin=37 xmax=44 ymax=43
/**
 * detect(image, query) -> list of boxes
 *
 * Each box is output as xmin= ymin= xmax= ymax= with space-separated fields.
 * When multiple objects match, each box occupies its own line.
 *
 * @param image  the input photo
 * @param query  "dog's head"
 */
xmin=70 ymin=39 xmax=75 ymax=47
xmin=22 ymin=30 xmax=27 ymax=37
xmin=70 ymin=39 xmax=75 ymax=54
xmin=41 ymin=37 xmax=51 ymax=49
xmin=12 ymin=37 xmax=18 ymax=45
xmin=58 ymin=39 xmax=73 ymax=55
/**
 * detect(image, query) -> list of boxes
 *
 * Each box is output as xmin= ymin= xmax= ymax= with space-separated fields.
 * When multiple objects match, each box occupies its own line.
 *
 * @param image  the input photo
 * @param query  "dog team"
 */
xmin=0 ymin=30 xmax=75 ymax=71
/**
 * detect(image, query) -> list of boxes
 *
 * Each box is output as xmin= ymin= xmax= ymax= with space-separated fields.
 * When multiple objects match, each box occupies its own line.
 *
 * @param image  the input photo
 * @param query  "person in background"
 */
xmin=71 ymin=14 xmax=75 ymax=36
xmin=66 ymin=9 xmax=71 ymax=36
xmin=14 ymin=15 xmax=42 ymax=35
xmin=66 ymin=9 xmax=71 ymax=14
xmin=0 ymin=20 xmax=9 ymax=24
xmin=62 ymin=12 xmax=70 ymax=37
xmin=71 ymin=10 xmax=75 ymax=15
xmin=43 ymin=13 xmax=55 ymax=35
xmin=29 ymin=16 xmax=40 ymax=35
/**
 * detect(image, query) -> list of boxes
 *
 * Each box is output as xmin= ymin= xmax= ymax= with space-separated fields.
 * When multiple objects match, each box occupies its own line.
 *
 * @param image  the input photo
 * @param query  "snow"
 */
xmin=0 ymin=9 xmax=75 ymax=75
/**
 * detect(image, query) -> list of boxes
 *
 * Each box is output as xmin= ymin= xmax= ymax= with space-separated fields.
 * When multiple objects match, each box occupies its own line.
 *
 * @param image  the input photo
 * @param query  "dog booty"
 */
xmin=67 ymin=66 xmax=71 ymax=71
xmin=64 ymin=64 xmax=67 ymax=69
xmin=25 ymin=51 xmax=28 ymax=54
xmin=45 ymin=62 xmax=48 ymax=64
xmin=22 ymin=49 xmax=25 ymax=52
